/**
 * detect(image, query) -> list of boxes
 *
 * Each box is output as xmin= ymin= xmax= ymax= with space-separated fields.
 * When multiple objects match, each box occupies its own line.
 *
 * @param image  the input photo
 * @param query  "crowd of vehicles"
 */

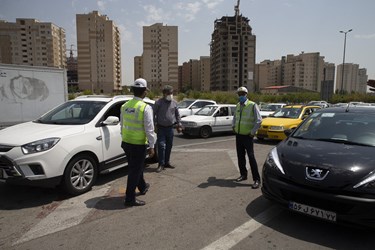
xmin=2 ymin=94 xmax=375 ymax=228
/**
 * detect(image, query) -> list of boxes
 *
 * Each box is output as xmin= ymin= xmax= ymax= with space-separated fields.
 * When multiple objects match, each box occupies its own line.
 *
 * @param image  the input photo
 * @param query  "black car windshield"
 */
xmin=34 ymin=101 xmax=107 ymax=125
xmin=272 ymin=107 xmax=302 ymax=119
xmin=195 ymin=106 xmax=217 ymax=116
xmin=292 ymin=111 xmax=375 ymax=146
xmin=177 ymin=100 xmax=194 ymax=108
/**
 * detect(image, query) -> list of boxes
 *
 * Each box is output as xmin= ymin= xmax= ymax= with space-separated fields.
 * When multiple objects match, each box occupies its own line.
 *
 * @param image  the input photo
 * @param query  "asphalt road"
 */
xmin=1 ymin=133 xmax=375 ymax=250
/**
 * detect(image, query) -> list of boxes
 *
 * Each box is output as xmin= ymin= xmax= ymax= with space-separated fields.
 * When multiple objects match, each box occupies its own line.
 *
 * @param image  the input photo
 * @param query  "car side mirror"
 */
xmin=102 ymin=116 xmax=119 ymax=125
xmin=284 ymin=128 xmax=295 ymax=137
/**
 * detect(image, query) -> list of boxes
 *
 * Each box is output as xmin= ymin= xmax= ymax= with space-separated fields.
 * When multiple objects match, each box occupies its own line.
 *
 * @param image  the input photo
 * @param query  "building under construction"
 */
xmin=210 ymin=0 xmax=256 ymax=92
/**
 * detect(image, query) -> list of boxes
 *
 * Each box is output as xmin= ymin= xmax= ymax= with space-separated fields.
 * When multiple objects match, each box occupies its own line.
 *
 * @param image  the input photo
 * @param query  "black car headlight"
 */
xmin=21 ymin=138 xmax=60 ymax=155
xmin=265 ymin=147 xmax=285 ymax=174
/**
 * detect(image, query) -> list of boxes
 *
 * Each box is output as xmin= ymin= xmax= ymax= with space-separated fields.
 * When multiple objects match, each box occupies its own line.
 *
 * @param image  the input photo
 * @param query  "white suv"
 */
xmin=0 ymin=95 xmax=156 ymax=195
xmin=177 ymin=99 xmax=217 ymax=117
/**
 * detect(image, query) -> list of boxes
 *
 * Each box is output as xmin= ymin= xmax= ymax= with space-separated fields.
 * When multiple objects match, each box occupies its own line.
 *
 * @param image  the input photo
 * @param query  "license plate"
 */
xmin=289 ymin=201 xmax=337 ymax=222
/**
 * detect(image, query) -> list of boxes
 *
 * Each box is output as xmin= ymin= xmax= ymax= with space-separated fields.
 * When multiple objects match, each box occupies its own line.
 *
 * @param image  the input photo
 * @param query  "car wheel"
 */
xmin=200 ymin=126 xmax=212 ymax=138
xmin=62 ymin=154 xmax=98 ymax=195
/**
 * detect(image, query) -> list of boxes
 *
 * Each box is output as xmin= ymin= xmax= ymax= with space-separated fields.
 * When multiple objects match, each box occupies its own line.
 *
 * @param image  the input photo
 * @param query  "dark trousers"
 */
xmin=235 ymin=134 xmax=261 ymax=181
xmin=157 ymin=126 xmax=174 ymax=166
xmin=122 ymin=142 xmax=147 ymax=202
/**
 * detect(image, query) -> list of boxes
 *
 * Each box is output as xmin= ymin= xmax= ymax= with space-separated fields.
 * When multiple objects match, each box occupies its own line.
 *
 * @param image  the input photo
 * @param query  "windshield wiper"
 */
xmin=313 ymin=138 xmax=373 ymax=147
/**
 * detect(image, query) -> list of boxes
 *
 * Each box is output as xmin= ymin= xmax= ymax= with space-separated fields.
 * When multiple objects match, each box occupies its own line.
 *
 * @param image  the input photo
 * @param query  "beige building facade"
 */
xmin=180 ymin=57 xmax=211 ymax=92
xmin=210 ymin=15 xmax=256 ymax=92
xmin=336 ymin=63 xmax=368 ymax=93
xmin=141 ymin=23 xmax=178 ymax=92
xmin=0 ymin=18 xmax=66 ymax=68
xmin=76 ymin=11 xmax=121 ymax=94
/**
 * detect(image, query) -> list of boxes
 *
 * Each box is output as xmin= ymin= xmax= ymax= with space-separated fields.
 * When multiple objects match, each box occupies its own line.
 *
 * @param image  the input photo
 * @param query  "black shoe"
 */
xmin=156 ymin=165 xmax=164 ymax=173
xmin=251 ymin=180 xmax=261 ymax=189
xmin=165 ymin=163 xmax=175 ymax=169
xmin=235 ymin=176 xmax=247 ymax=182
xmin=124 ymin=199 xmax=146 ymax=207
xmin=139 ymin=183 xmax=150 ymax=195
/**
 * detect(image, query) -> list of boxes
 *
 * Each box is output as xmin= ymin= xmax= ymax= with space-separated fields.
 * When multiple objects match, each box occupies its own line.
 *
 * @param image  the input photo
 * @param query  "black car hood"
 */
xmin=277 ymin=138 xmax=375 ymax=190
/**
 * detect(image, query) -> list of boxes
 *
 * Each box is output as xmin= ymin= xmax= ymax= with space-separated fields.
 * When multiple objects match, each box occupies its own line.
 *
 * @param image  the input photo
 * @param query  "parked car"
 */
xmin=261 ymin=106 xmax=375 ymax=228
xmin=259 ymin=103 xmax=287 ymax=118
xmin=307 ymin=100 xmax=330 ymax=108
xmin=181 ymin=104 xmax=236 ymax=138
xmin=177 ymin=99 xmax=217 ymax=117
xmin=256 ymin=105 xmax=321 ymax=141
xmin=0 ymin=95 xmax=157 ymax=195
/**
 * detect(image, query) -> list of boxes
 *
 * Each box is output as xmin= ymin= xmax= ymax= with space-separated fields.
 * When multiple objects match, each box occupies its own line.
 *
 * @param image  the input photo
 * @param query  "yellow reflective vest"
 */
xmin=234 ymin=101 xmax=255 ymax=135
xmin=121 ymin=99 xmax=147 ymax=145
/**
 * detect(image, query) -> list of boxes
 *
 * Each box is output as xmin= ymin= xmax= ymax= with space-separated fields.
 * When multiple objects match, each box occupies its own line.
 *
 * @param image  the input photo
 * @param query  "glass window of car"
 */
xmin=272 ymin=107 xmax=301 ymax=119
xmin=230 ymin=106 xmax=236 ymax=116
xmin=293 ymin=112 xmax=375 ymax=146
xmin=177 ymin=100 xmax=194 ymax=108
xmin=217 ymin=107 xmax=229 ymax=116
xmin=195 ymin=106 xmax=218 ymax=116
xmin=195 ymin=101 xmax=215 ymax=109
xmin=37 ymin=101 xmax=107 ymax=125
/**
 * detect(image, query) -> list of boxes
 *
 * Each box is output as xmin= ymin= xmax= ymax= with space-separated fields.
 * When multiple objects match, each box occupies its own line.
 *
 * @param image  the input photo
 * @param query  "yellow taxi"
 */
xmin=256 ymin=105 xmax=321 ymax=141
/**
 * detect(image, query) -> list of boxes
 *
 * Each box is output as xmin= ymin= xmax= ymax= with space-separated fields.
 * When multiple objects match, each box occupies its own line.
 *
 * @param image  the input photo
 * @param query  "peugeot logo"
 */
xmin=306 ymin=167 xmax=329 ymax=181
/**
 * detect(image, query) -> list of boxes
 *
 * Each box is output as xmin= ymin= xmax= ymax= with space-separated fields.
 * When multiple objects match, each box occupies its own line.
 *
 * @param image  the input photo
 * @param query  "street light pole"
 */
xmin=339 ymin=29 xmax=352 ymax=94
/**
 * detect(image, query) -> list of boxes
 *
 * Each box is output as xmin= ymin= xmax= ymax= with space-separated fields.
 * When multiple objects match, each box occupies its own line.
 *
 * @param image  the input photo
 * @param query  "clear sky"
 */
xmin=1 ymin=0 xmax=375 ymax=86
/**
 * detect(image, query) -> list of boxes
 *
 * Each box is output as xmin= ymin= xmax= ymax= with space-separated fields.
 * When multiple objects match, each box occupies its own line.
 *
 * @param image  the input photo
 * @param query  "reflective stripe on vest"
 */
xmin=121 ymin=99 xmax=147 ymax=145
xmin=234 ymin=101 xmax=255 ymax=135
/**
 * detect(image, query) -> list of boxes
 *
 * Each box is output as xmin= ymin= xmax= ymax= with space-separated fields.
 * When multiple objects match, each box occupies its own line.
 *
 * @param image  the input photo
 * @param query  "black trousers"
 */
xmin=122 ymin=142 xmax=147 ymax=202
xmin=235 ymin=134 xmax=261 ymax=181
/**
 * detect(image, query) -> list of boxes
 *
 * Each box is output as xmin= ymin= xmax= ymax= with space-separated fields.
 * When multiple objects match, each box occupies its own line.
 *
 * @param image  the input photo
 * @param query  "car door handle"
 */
xmin=96 ymin=136 xmax=102 ymax=140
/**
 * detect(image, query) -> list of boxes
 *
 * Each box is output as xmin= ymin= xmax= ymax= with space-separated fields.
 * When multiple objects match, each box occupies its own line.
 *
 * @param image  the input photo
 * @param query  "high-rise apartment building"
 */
xmin=0 ymin=18 xmax=66 ymax=68
xmin=179 ymin=57 xmax=211 ymax=92
xmin=336 ymin=63 xmax=368 ymax=93
xmin=210 ymin=10 xmax=256 ymax=92
xmin=76 ymin=11 xmax=121 ymax=94
xmin=141 ymin=23 xmax=178 ymax=91
xmin=134 ymin=56 xmax=143 ymax=80
xmin=283 ymin=52 xmax=324 ymax=92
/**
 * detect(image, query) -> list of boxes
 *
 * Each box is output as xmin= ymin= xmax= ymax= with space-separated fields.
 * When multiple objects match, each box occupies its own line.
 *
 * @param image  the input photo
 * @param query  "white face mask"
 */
xmin=166 ymin=94 xmax=173 ymax=101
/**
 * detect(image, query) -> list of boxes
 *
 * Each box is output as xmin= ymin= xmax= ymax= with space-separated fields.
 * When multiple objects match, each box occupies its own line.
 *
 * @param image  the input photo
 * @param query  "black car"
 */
xmin=261 ymin=106 xmax=375 ymax=228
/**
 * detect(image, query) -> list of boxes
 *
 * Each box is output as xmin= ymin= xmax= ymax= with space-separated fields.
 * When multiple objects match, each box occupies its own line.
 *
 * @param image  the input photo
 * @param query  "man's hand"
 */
xmin=148 ymin=148 xmax=155 ymax=158
xmin=176 ymin=125 xmax=183 ymax=133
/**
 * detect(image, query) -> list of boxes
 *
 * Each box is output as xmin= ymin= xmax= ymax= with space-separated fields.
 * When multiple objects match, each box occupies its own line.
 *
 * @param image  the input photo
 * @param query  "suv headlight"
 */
xmin=21 ymin=138 xmax=60 ymax=155
xmin=265 ymin=147 xmax=285 ymax=174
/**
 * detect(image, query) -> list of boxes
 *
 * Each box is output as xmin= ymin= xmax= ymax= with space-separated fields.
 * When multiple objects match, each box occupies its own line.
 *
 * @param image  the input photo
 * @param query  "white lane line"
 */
xmin=201 ymin=206 xmax=281 ymax=250
xmin=13 ymin=185 xmax=110 ymax=246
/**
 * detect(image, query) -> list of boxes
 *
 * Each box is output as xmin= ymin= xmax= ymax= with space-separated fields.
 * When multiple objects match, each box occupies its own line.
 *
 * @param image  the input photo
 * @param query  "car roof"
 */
xmin=73 ymin=95 xmax=155 ymax=104
xmin=205 ymin=104 xmax=236 ymax=107
xmin=283 ymin=105 xmax=320 ymax=109
xmin=316 ymin=106 xmax=375 ymax=114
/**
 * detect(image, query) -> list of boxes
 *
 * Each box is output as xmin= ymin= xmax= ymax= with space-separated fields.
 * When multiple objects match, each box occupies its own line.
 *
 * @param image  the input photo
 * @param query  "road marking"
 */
xmin=201 ymin=206 xmax=281 ymax=250
xmin=174 ymin=138 xmax=235 ymax=148
xmin=13 ymin=184 xmax=111 ymax=246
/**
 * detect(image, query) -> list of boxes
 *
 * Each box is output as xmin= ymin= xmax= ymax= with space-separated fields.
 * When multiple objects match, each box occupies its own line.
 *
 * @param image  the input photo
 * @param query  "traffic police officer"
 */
xmin=232 ymin=86 xmax=262 ymax=189
xmin=121 ymin=78 xmax=156 ymax=206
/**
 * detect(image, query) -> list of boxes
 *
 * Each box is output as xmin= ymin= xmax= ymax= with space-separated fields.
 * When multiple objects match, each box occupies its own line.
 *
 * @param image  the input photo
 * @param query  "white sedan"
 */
xmin=181 ymin=104 xmax=236 ymax=138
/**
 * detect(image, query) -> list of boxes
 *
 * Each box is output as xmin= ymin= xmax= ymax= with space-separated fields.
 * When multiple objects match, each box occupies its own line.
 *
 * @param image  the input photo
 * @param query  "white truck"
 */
xmin=0 ymin=64 xmax=68 ymax=128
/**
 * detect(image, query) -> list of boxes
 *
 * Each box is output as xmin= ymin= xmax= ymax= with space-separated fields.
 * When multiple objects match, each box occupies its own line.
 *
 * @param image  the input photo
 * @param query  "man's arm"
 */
xmin=251 ymin=104 xmax=262 ymax=135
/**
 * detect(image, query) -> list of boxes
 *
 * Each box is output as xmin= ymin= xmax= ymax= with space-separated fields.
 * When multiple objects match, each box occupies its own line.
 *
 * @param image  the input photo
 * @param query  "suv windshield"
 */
xmin=177 ymin=100 xmax=194 ymax=108
xmin=293 ymin=112 xmax=375 ymax=146
xmin=272 ymin=107 xmax=302 ymax=119
xmin=35 ymin=101 xmax=107 ymax=125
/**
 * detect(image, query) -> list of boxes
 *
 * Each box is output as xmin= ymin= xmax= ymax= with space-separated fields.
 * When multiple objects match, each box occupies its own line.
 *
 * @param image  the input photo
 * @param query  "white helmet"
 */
xmin=237 ymin=86 xmax=248 ymax=94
